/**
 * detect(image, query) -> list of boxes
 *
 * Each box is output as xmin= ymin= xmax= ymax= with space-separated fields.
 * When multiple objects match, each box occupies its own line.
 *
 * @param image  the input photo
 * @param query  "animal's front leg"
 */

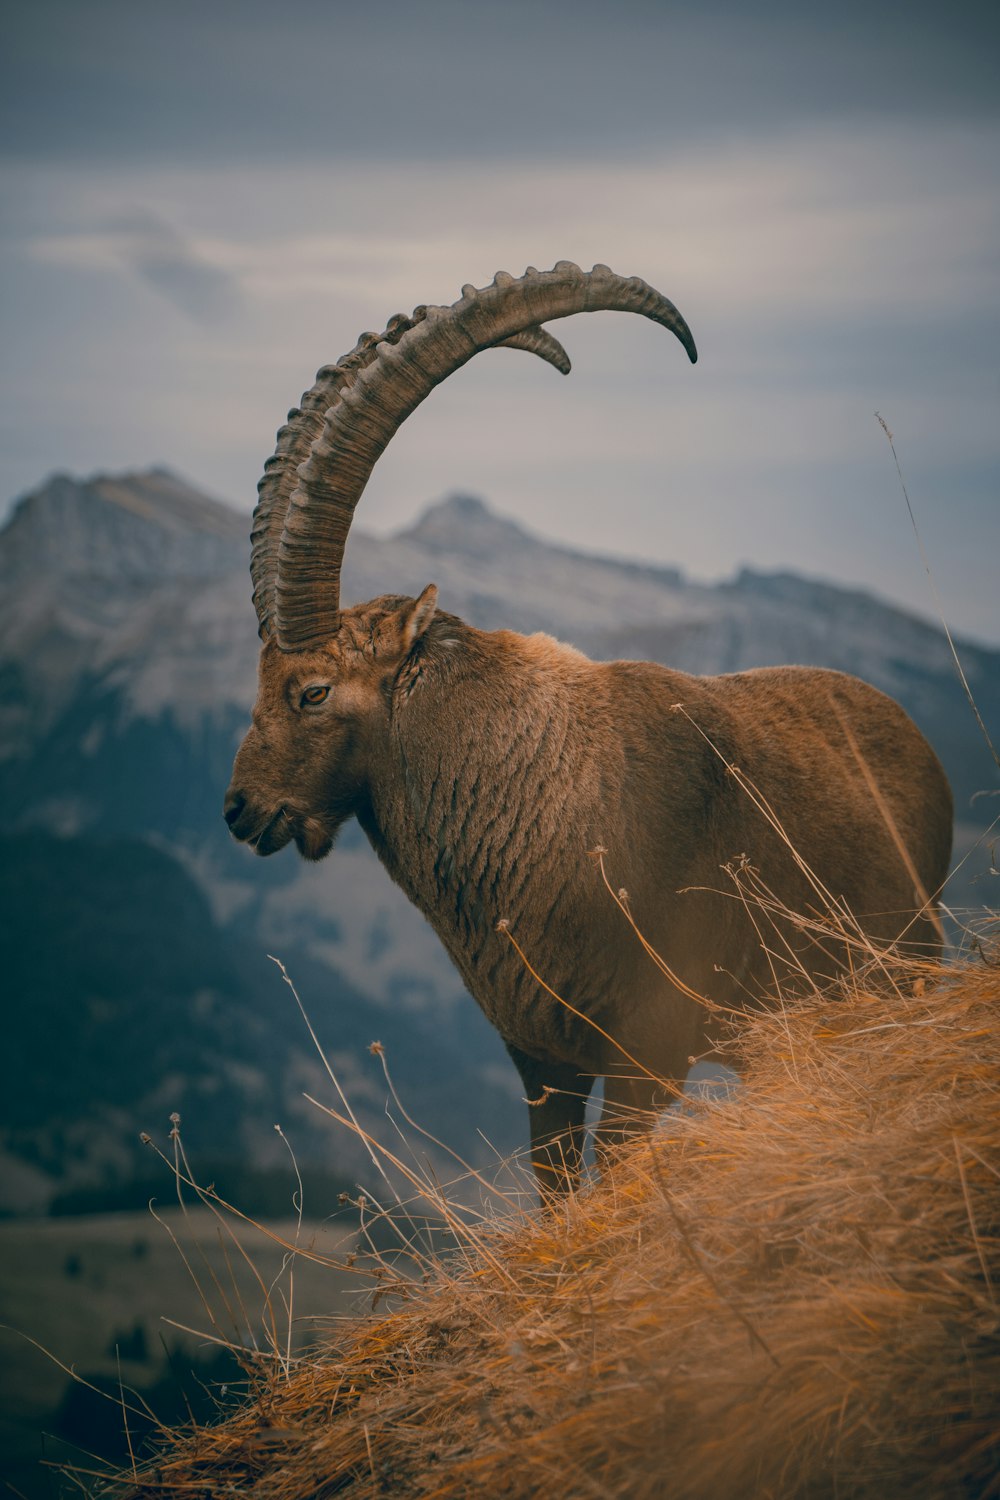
xmin=505 ymin=1043 xmax=595 ymax=1201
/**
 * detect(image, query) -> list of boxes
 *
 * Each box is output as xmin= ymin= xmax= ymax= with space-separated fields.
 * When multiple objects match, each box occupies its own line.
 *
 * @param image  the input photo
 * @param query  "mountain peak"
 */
xmin=1 ymin=467 xmax=245 ymax=582
xmin=398 ymin=493 xmax=535 ymax=559
xmin=429 ymin=494 xmax=492 ymax=521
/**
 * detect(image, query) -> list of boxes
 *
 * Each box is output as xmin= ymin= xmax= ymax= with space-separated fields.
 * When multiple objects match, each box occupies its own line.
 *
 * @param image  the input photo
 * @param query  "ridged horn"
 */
xmin=496 ymin=325 xmax=572 ymax=373
xmin=250 ymin=314 xmax=570 ymax=640
xmin=273 ymin=261 xmax=697 ymax=650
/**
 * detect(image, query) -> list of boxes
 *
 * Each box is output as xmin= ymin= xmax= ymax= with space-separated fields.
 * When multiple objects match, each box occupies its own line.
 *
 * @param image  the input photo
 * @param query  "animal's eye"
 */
xmin=300 ymin=684 xmax=330 ymax=707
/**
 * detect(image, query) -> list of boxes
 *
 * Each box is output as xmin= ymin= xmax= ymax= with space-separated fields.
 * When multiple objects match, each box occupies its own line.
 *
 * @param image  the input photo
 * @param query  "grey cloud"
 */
xmin=111 ymin=208 xmax=240 ymax=322
xmin=2 ymin=0 xmax=999 ymax=167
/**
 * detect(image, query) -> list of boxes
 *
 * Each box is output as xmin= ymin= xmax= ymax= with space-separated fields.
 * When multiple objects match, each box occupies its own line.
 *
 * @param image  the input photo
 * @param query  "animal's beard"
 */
xmin=295 ymin=816 xmax=336 ymax=862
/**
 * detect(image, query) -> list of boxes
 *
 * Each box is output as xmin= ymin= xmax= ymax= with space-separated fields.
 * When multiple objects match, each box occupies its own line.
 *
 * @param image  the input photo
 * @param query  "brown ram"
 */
xmin=224 ymin=261 xmax=953 ymax=1196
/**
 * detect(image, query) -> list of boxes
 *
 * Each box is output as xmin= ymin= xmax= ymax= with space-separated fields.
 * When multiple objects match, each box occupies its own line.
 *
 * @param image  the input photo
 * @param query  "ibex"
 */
xmin=225 ymin=261 xmax=952 ymax=1195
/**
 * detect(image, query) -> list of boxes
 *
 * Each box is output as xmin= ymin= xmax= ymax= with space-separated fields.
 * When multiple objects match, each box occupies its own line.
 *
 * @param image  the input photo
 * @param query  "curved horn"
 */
xmin=250 ymin=313 xmax=571 ymax=640
xmin=274 ymin=261 xmax=697 ymax=650
xmin=495 ymin=325 xmax=572 ymax=373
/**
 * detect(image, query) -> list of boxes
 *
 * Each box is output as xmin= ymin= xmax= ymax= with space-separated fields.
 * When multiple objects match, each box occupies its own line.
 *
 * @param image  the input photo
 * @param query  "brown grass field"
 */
xmin=77 ymin=901 xmax=1000 ymax=1500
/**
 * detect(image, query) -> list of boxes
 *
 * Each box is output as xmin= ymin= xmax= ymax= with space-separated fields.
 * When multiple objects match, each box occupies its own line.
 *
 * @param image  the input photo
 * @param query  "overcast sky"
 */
xmin=2 ymin=0 xmax=998 ymax=642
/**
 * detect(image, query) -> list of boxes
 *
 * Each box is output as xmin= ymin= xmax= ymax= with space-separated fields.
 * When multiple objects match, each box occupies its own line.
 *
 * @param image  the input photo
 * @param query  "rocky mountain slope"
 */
xmin=1 ymin=469 xmax=996 ymax=1212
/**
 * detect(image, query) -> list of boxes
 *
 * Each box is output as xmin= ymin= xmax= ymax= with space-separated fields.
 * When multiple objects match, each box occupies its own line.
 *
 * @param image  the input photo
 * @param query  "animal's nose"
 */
xmin=223 ymin=791 xmax=246 ymax=828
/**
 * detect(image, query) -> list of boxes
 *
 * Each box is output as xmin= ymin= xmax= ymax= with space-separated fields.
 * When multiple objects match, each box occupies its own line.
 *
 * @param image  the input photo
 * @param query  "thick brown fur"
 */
xmin=225 ymin=588 xmax=953 ymax=1194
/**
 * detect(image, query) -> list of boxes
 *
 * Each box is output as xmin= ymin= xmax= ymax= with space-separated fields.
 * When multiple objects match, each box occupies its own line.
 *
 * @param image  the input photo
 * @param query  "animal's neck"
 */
xmin=359 ymin=626 xmax=596 ymax=974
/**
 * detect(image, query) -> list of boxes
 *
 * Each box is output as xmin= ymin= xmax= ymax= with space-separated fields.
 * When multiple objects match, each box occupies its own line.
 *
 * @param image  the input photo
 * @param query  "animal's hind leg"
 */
xmin=505 ymin=1043 xmax=595 ymax=1200
xmin=595 ymin=1074 xmax=669 ymax=1176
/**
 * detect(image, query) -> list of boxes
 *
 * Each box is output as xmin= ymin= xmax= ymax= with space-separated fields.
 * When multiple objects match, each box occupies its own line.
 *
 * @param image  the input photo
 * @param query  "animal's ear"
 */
xmin=401 ymin=584 xmax=438 ymax=651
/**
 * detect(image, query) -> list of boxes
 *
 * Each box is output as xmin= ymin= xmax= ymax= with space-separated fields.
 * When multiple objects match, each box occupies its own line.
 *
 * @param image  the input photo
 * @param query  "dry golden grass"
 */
xmin=87 ymin=925 xmax=1000 ymax=1500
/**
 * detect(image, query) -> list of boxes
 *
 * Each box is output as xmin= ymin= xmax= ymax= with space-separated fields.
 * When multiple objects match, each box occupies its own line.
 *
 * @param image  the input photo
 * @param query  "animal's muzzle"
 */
xmin=223 ymin=791 xmax=246 ymax=828
xmin=222 ymin=789 xmax=293 ymax=855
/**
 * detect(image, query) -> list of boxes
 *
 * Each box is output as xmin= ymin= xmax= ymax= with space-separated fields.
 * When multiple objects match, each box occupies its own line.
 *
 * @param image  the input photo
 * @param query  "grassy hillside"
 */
xmin=82 ymin=930 xmax=1000 ymax=1499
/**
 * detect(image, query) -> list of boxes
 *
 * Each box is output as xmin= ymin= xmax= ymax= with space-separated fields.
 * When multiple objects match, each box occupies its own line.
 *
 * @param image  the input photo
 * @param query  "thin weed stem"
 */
xmin=876 ymin=412 xmax=1000 ymax=776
